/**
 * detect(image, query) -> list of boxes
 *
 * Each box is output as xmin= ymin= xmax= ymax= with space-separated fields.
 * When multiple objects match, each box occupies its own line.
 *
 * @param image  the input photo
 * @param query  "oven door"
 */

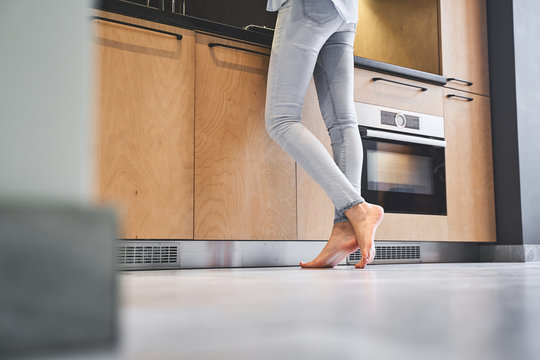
xmin=360 ymin=128 xmax=447 ymax=215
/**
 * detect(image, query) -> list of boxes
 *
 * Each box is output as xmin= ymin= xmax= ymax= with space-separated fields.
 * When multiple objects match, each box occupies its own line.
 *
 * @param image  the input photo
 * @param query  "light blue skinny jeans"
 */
xmin=265 ymin=0 xmax=364 ymax=223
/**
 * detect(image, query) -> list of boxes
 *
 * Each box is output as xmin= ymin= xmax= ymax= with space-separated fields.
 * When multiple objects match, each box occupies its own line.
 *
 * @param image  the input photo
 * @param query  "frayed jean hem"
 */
xmin=336 ymin=198 xmax=364 ymax=222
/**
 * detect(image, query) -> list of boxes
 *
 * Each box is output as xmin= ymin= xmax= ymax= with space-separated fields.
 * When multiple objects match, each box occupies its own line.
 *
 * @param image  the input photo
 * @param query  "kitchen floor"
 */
xmin=41 ymin=263 xmax=540 ymax=360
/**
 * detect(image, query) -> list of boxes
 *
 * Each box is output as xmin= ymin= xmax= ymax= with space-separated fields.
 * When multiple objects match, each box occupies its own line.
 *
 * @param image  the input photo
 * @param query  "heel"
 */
xmin=374 ymin=205 xmax=384 ymax=228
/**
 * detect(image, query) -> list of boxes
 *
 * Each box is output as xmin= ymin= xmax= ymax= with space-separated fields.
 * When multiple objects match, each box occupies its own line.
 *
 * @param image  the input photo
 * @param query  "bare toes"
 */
xmin=300 ymin=260 xmax=325 ymax=268
xmin=355 ymin=260 xmax=366 ymax=269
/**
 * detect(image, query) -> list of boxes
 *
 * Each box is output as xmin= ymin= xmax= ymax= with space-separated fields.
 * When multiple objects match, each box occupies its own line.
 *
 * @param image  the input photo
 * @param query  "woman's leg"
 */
xmin=299 ymin=25 xmax=363 ymax=268
xmin=265 ymin=0 xmax=363 ymax=216
xmin=293 ymin=19 xmax=385 ymax=269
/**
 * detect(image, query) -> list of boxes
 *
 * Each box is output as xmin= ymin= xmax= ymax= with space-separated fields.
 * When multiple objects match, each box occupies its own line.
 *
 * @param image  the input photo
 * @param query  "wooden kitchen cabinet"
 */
xmin=92 ymin=5 xmax=496 ymax=243
xmin=193 ymin=33 xmax=296 ymax=240
xmin=93 ymin=15 xmax=195 ymax=239
xmin=444 ymin=88 xmax=496 ymax=242
xmin=440 ymin=0 xmax=490 ymax=96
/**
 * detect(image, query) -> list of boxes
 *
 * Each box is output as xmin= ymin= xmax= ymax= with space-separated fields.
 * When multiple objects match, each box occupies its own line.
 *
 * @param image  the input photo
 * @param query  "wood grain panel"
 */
xmin=93 ymin=18 xmax=195 ymax=239
xmin=444 ymin=88 xmax=496 ymax=242
xmin=440 ymin=0 xmax=490 ymax=96
xmin=194 ymin=33 xmax=296 ymax=240
xmin=354 ymin=0 xmax=440 ymax=75
xmin=354 ymin=68 xmax=444 ymax=116
xmin=375 ymin=213 xmax=448 ymax=241
xmin=297 ymin=79 xmax=335 ymax=240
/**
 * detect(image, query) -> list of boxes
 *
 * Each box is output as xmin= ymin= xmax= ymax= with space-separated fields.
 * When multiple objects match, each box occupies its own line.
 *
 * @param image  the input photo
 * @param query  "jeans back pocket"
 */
xmin=302 ymin=0 xmax=337 ymax=24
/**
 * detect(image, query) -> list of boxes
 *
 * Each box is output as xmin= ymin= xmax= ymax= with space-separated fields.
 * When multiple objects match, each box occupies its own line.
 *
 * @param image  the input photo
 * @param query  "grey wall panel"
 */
xmin=513 ymin=0 xmax=540 ymax=245
xmin=0 ymin=0 xmax=93 ymax=203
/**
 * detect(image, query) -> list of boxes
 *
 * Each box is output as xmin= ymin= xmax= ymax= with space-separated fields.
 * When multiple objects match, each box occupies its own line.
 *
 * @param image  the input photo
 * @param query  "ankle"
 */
xmin=334 ymin=221 xmax=350 ymax=230
xmin=344 ymin=202 xmax=368 ymax=222
xmin=332 ymin=220 xmax=355 ymax=236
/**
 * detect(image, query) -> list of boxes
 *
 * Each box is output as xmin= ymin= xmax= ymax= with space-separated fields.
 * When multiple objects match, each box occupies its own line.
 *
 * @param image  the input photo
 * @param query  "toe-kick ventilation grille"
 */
xmin=347 ymin=244 xmax=421 ymax=264
xmin=117 ymin=245 xmax=179 ymax=266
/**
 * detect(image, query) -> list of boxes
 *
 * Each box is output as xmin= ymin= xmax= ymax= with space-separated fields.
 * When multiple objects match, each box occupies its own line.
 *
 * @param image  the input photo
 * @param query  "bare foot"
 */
xmin=344 ymin=201 xmax=384 ymax=269
xmin=300 ymin=221 xmax=359 ymax=268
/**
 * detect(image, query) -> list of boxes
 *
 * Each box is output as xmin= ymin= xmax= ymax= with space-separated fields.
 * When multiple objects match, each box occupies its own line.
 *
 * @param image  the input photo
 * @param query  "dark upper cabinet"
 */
xmin=186 ymin=0 xmax=277 ymax=30
xmin=124 ymin=0 xmax=278 ymax=30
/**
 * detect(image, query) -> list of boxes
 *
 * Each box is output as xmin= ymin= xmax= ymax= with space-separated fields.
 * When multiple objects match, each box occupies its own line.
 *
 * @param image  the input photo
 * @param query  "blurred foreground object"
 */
xmin=0 ymin=0 xmax=118 ymax=357
xmin=0 ymin=200 xmax=117 ymax=357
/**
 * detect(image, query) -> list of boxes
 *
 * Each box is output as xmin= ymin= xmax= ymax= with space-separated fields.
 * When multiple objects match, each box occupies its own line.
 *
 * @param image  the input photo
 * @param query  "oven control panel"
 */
xmin=381 ymin=111 xmax=420 ymax=130
xmin=355 ymin=101 xmax=445 ymax=139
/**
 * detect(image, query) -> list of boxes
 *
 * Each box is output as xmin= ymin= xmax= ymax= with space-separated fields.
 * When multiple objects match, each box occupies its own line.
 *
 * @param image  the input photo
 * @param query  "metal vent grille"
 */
xmin=117 ymin=245 xmax=179 ymax=265
xmin=347 ymin=244 xmax=421 ymax=264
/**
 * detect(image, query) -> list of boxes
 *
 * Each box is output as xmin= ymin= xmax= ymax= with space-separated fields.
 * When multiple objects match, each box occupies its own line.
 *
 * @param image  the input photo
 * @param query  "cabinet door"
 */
xmin=354 ymin=0 xmax=440 ymax=75
xmin=354 ymin=68 xmax=444 ymax=116
xmin=194 ymin=33 xmax=296 ymax=240
xmin=444 ymin=88 xmax=496 ymax=242
xmin=93 ymin=18 xmax=195 ymax=239
xmin=440 ymin=0 xmax=490 ymax=96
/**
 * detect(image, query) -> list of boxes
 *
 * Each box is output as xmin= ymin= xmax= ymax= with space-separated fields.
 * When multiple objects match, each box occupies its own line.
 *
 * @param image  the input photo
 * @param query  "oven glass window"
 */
xmin=367 ymin=149 xmax=433 ymax=195
xmin=360 ymin=131 xmax=446 ymax=215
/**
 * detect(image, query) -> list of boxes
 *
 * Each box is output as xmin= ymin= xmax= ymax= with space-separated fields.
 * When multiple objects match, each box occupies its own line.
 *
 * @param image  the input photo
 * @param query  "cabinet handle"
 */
xmin=447 ymin=77 xmax=473 ymax=86
xmin=208 ymin=43 xmax=270 ymax=57
xmin=446 ymin=94 xmax=473 ymax=102
xmin=91 ymin=16 xmax=183 ymax=40
xmin=372 ymin=77 xmax=427 ymax=92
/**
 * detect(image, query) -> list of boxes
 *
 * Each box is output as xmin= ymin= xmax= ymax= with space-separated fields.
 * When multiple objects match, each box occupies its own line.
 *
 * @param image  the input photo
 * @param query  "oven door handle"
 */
xmin=362 ymin=129 xmax=446 ymax=148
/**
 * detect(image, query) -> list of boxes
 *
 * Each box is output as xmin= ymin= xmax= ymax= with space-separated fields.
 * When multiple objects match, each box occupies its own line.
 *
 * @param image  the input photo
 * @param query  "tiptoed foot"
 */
xmin=300 ymin=221 xmax=359 ymax=268
xmin=344 ymin=201 xmax=384 ymax=269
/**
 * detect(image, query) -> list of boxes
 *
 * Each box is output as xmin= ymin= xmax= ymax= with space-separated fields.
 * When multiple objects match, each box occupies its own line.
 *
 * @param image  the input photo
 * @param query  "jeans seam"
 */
xmin=318 ymin=53 xmax=338 ymax=136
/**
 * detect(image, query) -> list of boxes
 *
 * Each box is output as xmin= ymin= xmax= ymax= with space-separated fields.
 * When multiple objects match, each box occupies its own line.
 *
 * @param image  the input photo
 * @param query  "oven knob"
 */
xmin=395 ymin=113 xmax=407 ymax=128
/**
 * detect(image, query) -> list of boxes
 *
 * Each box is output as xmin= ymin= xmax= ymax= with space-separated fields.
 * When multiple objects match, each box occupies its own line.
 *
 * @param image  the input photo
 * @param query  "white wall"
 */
xmin=0 ymin=0 xmax=93 ymax=204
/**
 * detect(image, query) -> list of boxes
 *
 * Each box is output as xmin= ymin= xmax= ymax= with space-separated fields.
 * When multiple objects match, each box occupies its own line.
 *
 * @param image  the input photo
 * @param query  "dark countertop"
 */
xmin=94 ymin=0 xmax=447 ymax=86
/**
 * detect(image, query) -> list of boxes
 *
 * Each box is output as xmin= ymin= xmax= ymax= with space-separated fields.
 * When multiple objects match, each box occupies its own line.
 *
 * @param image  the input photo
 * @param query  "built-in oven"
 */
xmin=355 ymin=102 xmax=447 ymax=215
